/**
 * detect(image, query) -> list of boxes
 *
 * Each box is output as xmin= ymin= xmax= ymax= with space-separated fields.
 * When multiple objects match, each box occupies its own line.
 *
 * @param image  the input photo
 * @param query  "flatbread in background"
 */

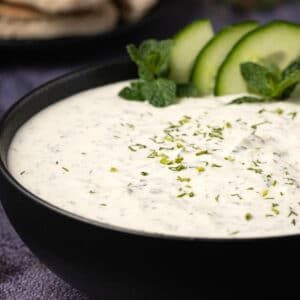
xmin=0 ymin=2 xmax=119 ymax=38
xmin=3 ymin=0 xmax=109 ymax=14
xmin=116 ymin=0 xmax=158 ymax=22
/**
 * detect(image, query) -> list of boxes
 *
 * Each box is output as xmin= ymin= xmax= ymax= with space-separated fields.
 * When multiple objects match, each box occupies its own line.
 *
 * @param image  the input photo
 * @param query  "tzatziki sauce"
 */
xmin=7 ymin=81 xmax=300 ymax=238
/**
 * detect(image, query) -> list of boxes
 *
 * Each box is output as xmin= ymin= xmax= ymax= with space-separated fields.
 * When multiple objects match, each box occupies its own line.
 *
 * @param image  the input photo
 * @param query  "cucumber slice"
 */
xmin=169 ymin=19 xmax=214 ymax=83
xmin=215 ymin=21 xmax=300 ymax=96
xmin=191 ymin=21 xmax=258 ymax=95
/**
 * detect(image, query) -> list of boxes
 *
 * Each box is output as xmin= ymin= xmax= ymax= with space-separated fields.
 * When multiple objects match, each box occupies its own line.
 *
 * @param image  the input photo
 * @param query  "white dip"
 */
xmin=7 ymin=81 xmax=300 ymax=238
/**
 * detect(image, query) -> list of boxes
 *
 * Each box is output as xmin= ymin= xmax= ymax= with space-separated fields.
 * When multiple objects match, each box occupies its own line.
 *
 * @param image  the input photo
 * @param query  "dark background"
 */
xmin=0 ymin=0 xmax=299 ymax=299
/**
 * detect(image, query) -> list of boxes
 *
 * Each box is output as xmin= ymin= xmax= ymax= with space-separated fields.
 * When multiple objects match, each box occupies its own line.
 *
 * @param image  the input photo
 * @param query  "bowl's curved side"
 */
xmin=0 ymin=61 xmax=300 ymax=298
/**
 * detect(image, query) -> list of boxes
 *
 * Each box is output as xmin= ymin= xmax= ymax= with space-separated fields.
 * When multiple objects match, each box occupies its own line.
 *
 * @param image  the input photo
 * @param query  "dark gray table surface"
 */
xmin=0 ymin=1 xmax=299 ymax=299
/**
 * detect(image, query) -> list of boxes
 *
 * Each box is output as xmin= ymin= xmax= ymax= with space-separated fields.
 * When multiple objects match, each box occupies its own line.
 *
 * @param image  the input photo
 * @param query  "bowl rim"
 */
xmin=1 ymin=60 xmax=299 ymax=243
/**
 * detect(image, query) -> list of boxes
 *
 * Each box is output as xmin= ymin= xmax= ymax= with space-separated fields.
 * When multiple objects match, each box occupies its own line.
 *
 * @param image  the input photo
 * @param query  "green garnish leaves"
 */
xmin=119 ymin=81 xmax=146 ymax=101
xmin=232 ymin=58 xmax=300 ymax=104
xmin=127 ymin=39 xmax=173 ymax=80
xmin=119 ymin=79 xmax=177 ymax=107
xmin=273 ymin=67 xmax=300 ymax=99
xmin=279 ymin=58 xmax=300 ymax=99
xmin=142 ymin=79 xmax=177 ymax=107
xmin=119 ymin=39 xmax=200 ymax=107
xmin=240 ymin=62 xmax=277 ymax=96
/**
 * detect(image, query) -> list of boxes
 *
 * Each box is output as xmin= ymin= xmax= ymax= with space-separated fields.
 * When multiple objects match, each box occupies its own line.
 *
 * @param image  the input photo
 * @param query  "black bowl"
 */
xmin=0 ymin=61 xmax=300 ymax=299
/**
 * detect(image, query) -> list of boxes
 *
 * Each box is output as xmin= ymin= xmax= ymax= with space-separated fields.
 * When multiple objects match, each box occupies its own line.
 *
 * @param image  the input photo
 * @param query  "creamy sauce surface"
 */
xmin=8 ymin=81 xmax=300 ymax=238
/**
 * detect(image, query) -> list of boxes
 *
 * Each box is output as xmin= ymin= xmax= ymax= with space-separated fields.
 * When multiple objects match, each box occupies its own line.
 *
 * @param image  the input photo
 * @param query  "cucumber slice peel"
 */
xmin=215 ymin=21 xmax=300 ymax=96
xmin=169 ymin=19 xmax=214 ymax=84
xmin=191 ymin=21 xmax=258 ymax=95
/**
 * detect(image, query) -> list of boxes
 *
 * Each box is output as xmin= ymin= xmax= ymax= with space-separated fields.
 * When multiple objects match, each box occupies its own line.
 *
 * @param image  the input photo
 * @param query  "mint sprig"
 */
xmin=119 ymin=39 xmax=199 ymax=107
xmin=127 ymin=39 xmax=173 ymax=81
xmin=232 ymin=58 xmax=300 ymax=104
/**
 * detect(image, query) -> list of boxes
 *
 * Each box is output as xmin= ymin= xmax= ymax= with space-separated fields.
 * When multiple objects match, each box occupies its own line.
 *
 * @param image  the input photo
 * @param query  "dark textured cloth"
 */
xmin=0 ymin=1 xmax=299 ymax=299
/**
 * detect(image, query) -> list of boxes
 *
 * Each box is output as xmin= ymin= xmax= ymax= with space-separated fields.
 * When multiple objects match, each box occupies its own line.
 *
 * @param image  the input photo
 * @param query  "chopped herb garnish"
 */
xmin=272 ymin=108 xmax=284 ymax=115
xmin=177 ymin=176 xmax=191 ymax=183
xmin=110 ymin=167 xmax=118 ymax=173
xmin=20 ymin=170 xmax=26 ymax=175
xmin=262 ymin=189 xmax=269 ymax=197
xmin=211 ymin=163 xmax=222 ymax=168
xmin=215 ymin=194 xmax=220 ymax=202
xmin=288 ymin=112 xmax=297 ymax=120
xmin=147 ymin=150 xmax=158 ymax=158
xmin=164 ymin=135 xmax=174 ymax=142
xmin=175 ymin=156 xmax=184 ymax=164
xmin=128 ymin=146 xmax=137 ymax=152
xmin=245 ymin=213 xmax=253 ymax=221
xmin=196 ymin=166 xmax=206 ymax=173
xmin=225 ymin=122 xmax=232 ymax=128
xmin=135 ymin=143 xmax=147 ymax=149
xmin=229 ymin=231 xmax=240 ymax=236
xmin=159 ymin=147 xmax=175 ymax=151
xmin=177 ymin=192 xmax=187 ymax=198
xmin=141 ymin=171 xmax=149 ymax=176
xmin=247 ymin=167 xmax=263 ymax=174
xmin=160 ymin=157 xmax=173 ymax=165
xmin=288 ymin=207 xmax=298 ymax=217
xmin=224 ymin=156 xmax=235 ymax=162
xmin=195 ymin=150 xmax=209 ymax=156
xmin=251 ymin=121 xmax=269 ymax=130
xmin=169 ymin=164 xmax=186 ymax=172
xmin=231 ymin=194 xmax=242 ymax=200
xmin=62 ymin=167 xmax=69 ymax=172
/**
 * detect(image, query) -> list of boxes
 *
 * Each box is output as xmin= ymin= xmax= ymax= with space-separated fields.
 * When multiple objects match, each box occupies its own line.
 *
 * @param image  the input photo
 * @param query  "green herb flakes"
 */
xmin=177 ymin=176 xmax=191 ymax=182
xmin=262 ymin=189 xmax=269 ymax=197
xmin=245 ymin=213 xmax=253 ymax=221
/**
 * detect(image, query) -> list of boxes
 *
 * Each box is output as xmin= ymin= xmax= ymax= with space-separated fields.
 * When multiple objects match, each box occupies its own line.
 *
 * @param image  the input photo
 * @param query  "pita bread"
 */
xmin=117 ymin=0 xmax=157 ymax=22
xmin=0 ymin=2 xmax=119 ymax=38
xmin=3 ymin=0 xmax=109 ymax=14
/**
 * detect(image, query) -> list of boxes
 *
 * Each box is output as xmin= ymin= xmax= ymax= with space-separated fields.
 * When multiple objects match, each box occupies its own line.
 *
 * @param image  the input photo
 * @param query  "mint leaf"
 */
xmin=273 ymin=58 xmax=300 ymax=99
xmin=119 ymin=81 xmax=146 ymax=101
xmin=240 ymin=62 xmax=279 ymax=96
xmin=142 ymin=79 xmax=177 ymax=107
xmin=127 ymin=39 xmax=173 ymax=81
xmin=176 ymin=83 xmax=199 ymax=98
xmin=273 ymin=70 xmax=300 ymax=99
xmin=283 ymin=58 xmax=300 ymax=77
xmin=229 ymin=96 xmax=272 ymax=105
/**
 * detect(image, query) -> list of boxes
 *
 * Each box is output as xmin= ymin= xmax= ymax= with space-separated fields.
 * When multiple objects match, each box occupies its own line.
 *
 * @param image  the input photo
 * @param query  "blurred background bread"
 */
xmin=0 ymin=2 xmax=119 ymax=38
xmin=116 ymin=0 xmax=158 ymax=22
xmin=0 ymin=0 xmax=158 ymax=39
xmin=3 ymin=0 xmax=109 ymax=13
